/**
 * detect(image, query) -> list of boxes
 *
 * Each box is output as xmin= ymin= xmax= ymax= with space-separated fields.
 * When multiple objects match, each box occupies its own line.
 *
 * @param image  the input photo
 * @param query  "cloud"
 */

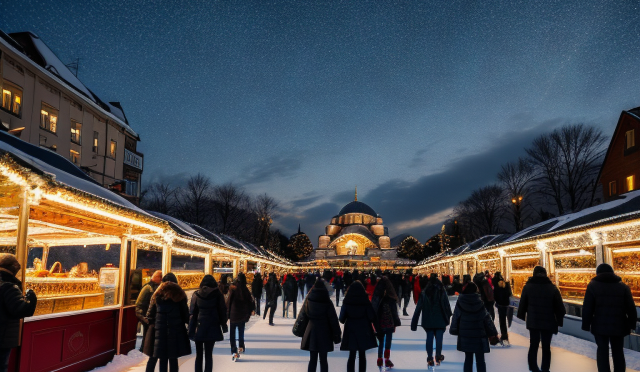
xmin=290 ymin=195 xmax=323 ymax=208
xmin=393 ymin=207 xmax=454 ymax=230
xmin=241 ymin=155 xmax=303 ymax=185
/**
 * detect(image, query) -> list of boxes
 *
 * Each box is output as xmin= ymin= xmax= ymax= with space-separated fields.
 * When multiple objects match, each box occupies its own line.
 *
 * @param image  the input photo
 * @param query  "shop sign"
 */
xmin=124 ymin=149 xmax=143 ymax=170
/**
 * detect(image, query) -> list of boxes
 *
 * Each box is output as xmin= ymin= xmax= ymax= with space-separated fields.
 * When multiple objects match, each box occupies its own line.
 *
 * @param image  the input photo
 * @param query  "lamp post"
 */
xmin=511 ymin=195 xmax=523 ymax=232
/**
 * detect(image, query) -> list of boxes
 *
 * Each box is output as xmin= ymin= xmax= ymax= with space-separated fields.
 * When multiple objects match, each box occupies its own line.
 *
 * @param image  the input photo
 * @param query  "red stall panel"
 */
xmin=119 ymin=306 xmax=139 ymax=354
xmin=20 ymin=308 xmax=119 ymax=372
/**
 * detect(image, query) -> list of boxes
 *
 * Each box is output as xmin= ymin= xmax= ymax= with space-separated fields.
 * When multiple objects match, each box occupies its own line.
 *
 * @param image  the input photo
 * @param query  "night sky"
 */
xmin=2 ymin=1 xmax=639 ymax=242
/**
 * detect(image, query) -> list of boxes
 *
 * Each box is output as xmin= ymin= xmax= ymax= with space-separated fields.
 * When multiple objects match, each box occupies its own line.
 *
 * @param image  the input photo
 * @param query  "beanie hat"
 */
xmin=596 ymin=263 xmax=614 ymax=275
xmin=0 ymin=253 xmax=20 ymax=275
xmin=533 ymin=266 xmax=547 ymax=277
xmin=162 ymin=272 xmax=178 ymax=284
xmin=462 ymin=282 xmax=478 ymax=294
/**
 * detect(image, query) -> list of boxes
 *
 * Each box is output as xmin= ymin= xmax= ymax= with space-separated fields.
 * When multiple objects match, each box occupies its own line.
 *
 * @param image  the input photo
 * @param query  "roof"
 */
xmin=1 ymin=31 xmax=138 ymax=138
xmin=146 ymin=211 xmax=206 ymax=240
xmin=338 ymin=201 xmax=377 ymax=217
xmin=597 ymin=107 xmax=640 ymax=186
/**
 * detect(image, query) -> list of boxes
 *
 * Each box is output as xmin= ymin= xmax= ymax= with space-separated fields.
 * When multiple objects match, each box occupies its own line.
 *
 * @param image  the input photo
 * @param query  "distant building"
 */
xmin=598 ymin=107 xmax=640 ymax=202
xmin=0 ymin=30 xmax=143 ymax=204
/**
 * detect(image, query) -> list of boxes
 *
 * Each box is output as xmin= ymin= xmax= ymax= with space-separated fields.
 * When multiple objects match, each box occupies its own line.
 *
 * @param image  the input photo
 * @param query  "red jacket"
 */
xmin=413 ymin=276 xmax=422 ymax=304
xmin=365 ymin=278 xmax=375 ymax=301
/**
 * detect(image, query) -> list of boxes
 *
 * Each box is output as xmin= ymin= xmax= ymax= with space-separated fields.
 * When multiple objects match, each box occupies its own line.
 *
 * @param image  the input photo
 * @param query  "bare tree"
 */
xmin=212 ymin=182 xmax=251 ymax=237
xmin=141 ymin=181 xmax=176 ymax=214
xmin=454 ymin=184 xmax=506 ymax=240
xmin=253 ymin=194 xmax=279 ymax=248
xmin=497 ymin=158 xmax=535 ymax=231
xmin=174 ymin=173 xmax=214 ymax=228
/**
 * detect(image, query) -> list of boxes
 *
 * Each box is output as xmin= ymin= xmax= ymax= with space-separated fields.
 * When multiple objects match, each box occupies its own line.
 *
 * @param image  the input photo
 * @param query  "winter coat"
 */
xmin=365 ymin=279 xmax=376 ymax=301
xmin=305 ymin=274 xmax=316 ymax=288
xmin=400 ymin=277 xmax=411 ymax=299
xmin=333 ymin=276 xmax=344 ymax=290
xmin=473 ymin=274 xmax=495 ymax=304
xmin=372 ymin=295 xmax=401 ymax=333
xmin=411 ymin=283 xmax=452 ymax=330
xmin=0 ymin=269 xmax=37 ymax=348
xmin=188 ymin=286 xmax=228 ymax=342
xmin=582 ymin=272 xmax=637 ymax=337
xmin=265 ymin=280 xmax=282 ymax=306
xmin=300 ymin=284 xmax=341 ymax=352
xmin=339 ymin=285 xmax=378 ymax=351
xmin=517 ymin=276 xmax=566 ymax=334
xmin=251 ymin=275 xmax=263 ymax=298
xmin=449 ymin=293 xmax=497 ymax=353
xmin=284 ymin=278 xmax=299 ymax=302
xmin=343 ymin=272 xmax=353 ymax=288
xmin=493 ymin=280 xmax=512 ymax=307
xmin=144 ymin=282 xmax=192 ymax=358
xmin=226 ymin=284 xmax=255 ymax=323
xmin=135 ymin=281 xmax=159 ymax=324
xmin=413 ymin=276 xmax=422 ymax=304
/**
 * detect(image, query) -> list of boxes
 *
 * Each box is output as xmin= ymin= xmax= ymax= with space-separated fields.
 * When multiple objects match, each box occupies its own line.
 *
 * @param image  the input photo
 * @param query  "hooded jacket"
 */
xmin=517 ymin=275 xmax=566 ymax=333
xmin=339 ymin=282 xmax=378 ymax=351
xmin=582 ymin=271 xmax=637 ymax=336
xmin=300 ymin=280 xmax=342 ymax=352
xmin=411 ymin=278 xmax=452 ymax=330
xmin=227 ymin=282 xmax=255 ymax=323
xmin=0 ymin=269 xmax=37 ymax=348
xmin=493 ymin=275 xmax=512 ymax=307
xmin=144 ymin=281 xmax=191 ymax=358
xmin=449 ymin=292 xmax=497 ymax=353
xmin=188 ymin=284 xmax=228 ymax=342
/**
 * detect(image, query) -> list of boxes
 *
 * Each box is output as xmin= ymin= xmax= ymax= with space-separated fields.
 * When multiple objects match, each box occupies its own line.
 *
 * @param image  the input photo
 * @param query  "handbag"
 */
xmin=292 ymin=308 xmax=309 ymax=337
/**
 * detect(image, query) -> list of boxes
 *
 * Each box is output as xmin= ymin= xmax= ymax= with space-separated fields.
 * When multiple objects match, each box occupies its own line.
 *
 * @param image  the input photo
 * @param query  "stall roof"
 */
xmin=145 ymin=211 xmax=206 ymax=241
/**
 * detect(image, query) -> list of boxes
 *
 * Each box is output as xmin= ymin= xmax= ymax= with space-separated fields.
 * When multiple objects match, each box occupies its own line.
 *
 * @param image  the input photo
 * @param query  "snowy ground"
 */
xmin=93 ymin=297 xmax=640 ymax=372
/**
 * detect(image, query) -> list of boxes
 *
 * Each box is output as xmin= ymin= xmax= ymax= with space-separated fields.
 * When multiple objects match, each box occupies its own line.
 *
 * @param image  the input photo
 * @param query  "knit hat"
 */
xmin=532 ymin=266 xmax=547 ymax=277
xmin=162 ymin=272 xmax=178 ymax=284
xmin=596 ymin=263 xmax=614 ymax=274
xmin=0 ymin=253 xmax=20 ymax=275
xmin=314 ymin=278 xmax=326 ymax=289
xmin=200 ymin=274 xmax=217 ymax=288
xmin=462 ymin=282 xmax=478 ymax=294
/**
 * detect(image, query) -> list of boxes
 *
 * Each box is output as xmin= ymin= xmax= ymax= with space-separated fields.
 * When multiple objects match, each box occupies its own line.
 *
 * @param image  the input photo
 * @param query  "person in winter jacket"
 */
xmin=401 ymin=274 xmax=412 ymax=316
xmin=298 ymin=274 xmax=306 ymax=301
xmin=517 ymin=266 xmax=566 ymax=372
xmin=582 ymin=264 xmax=637 ymax=372
xmin=0 ymin=254 xmax=37 ymax=372
xmin=251 ymin=272 xmax=263 ymax=316
xmin=339 ymin=281 xmax=377 ymax=372
xmin=283 ymin=275 xmax=298 ymax=318
xmin=411 ymin=274 xmax=452 ymax=367
xmin=300 ymin=279 xmax=342 ymax=372
xmin=226 ymin=273 xmax=255 ymax=359
xmin=449 ymin=282 xmax=498 ymax=372
xmin=452 ymin=275 xmax=463 ymax=294
xmin=492 ymin=272 xmax=513 ymax=344
xmin=136 ymin=270 xmax=162 ymax=352
xmin=188 ymin=275 xmax=227 ymax=372
xmin=305 ymin=273 xmax=316 ymax=296
xmin=144 ymin=273 xmax=191 ymax=372
xmin=371 ymin=276 xmax=401 ymax=370
xmin=264 ymin=273 xmax=282 ymax=325
xmin=333 ymin=274 xmax=344 ymax=306
xmin=462 ymin=274 xmax=472 ymax=290
xmin=473 ymin=273 xmax=495 ymax=320
xmin=365 ymin=274 xmax=377 ymax=300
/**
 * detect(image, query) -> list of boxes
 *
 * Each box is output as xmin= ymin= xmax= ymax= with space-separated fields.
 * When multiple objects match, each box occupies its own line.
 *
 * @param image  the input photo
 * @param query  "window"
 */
xmin=40 ymin=104 xmax=58 ymax=133
xmin=109 ymin=140 xmax=117 ymax=158
xmin=1 ymin=81 xmax=22 ymax=117
xmin=609 ymin=181 xmax=617 ymax=196
xmin=70 ymin=121 xmax=82 ymax=144
xmin=39 ymin=135 xmax=56 ymax=151
xmin=69 ymin=149 xmax=80 ymax=164
xmin=626 ymin=130 xmax=636 ymax=150
xmin=92 ymin=131 xmax=99 ymax=153
xmin=627 ymin=175 xmax=635 ymax=192
xmin=125 ymin=180 xmax=138 ymax=197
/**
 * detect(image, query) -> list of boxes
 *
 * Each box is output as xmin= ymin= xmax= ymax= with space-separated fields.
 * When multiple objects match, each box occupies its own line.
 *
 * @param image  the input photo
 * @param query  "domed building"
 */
xmin=314 ymin=189 xmax=398 ymax=265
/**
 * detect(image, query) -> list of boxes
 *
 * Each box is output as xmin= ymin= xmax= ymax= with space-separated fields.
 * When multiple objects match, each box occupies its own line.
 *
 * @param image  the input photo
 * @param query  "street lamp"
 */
xmin=511 ymin=195 xmax=523 ymax=232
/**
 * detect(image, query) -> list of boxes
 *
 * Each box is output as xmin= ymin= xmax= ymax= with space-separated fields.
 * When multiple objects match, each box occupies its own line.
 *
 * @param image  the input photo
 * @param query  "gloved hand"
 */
xmin=25 ymin=289 xmax=37 ymax=302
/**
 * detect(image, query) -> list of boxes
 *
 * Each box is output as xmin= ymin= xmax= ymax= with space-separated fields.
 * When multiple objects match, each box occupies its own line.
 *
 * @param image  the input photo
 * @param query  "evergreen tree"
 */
xmin=267 ymin=230 xmax=289 ymax=257
xmin=423 ymin=234 xmax=442 ymax=258
xmin=396 ymin=236 xmax=424 ymax=261
xmin=287 ymin=229 xmax=313 ymax=261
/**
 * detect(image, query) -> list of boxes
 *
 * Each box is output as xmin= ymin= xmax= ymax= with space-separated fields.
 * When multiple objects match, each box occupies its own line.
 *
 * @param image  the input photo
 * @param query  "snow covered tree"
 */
xmin=424 ymin=234 xmax=442 ymax=258
xmin=287 ymin=227 xmax=313 ymax=260
xmin=396 ymin=236 xmax=424 ymax=261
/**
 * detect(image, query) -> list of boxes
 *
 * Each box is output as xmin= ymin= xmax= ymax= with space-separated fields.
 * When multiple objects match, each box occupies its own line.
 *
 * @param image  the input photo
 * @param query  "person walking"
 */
xmin=251 ymin=272 xmax=263 ymax=316
xmin=300 ymin=279 xmax=342 ymax=372
xmin=305 ymin=272 xmax=316 ymax=296
xmin=492 ymin=272 xmax=513 ymax=346
xmin=449 ymin=282 xmax=498 ymax=372
xmin=412 ymin=274 xmax=422 ymax=305
xmin=298 ymin=274 xmax=306 ymax=301
xmin=339 ymin=281 xmax=377 ymax=372
xmin=473 ymin=273 xmax=495 ymax=320
xmin=371 ymin=276 xmax=401 ymax=370
xmin=582 ymin=263 xmax=637 ymax=372
xmin=144 ymin=273 xmax=191 ymax=372
xmin=401 ymin=274 xmax=412 ymax=316
xmin=263 ymin=272 xmax=282 ymax=325
xmin=283 ymin=274 xmax=298 ymax=318
xmin=136 ymin=270 xmax=162 ymax=352
xmin=0 ymin=254 xmax=37 ymax=372
xmin=365 ymin=274 xmax=377 ymax=301
xmin=227 ymin=273 xmax=255 ymax=361
xmin=333 ymin=273 xmax=344 ymax=306
xmin=411 ymin=273 xmax=452 ymax=368
xmin=188 ymin=275 xmax=227 ymax=372
xmin=517 ymin=266 xmax=566 ymax=372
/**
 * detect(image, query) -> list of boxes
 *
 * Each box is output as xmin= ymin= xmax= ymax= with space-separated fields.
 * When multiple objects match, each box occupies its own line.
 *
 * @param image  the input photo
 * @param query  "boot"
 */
xmin=427 ymin=357 xmax=435 ymax=367
xmin=436 ymin=355 xmax=444 ymax=366
xmin=377 ymin=358 xmax=383 ymax=368
xmin=384 ymin=349 xmax=394 ymax=369
xmin=402 ymin=309 xmax=409 ymax=316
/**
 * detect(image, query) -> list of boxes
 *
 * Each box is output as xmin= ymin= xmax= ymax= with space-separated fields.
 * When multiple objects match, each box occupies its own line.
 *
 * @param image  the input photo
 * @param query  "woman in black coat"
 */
xmin=144 ymin=273 xmax=191 ymax=372
xmin=188 ymin=275 xmax=228 ymax=372
xmin=263 ymin=273 xmax=282 ymax=325
xmin=251 ymin=272 xmax=263 ymax=316
xmin=339 ymin=281 xmax=377 ymax=372
xmin=582 ymin=264 xmax=637 ymax=372
xmin=371 ymin=276 xmax=401 ymax=370
xmin=449 ymin=282 xmax=498 ymax=372
xmin=492 ymin=272 xmax=513 ymax=344
xmin=300 ymin=279 xmax=341 ymax=372
xmin=283 ymin=275 xmax=299 ymax=318
xmin=227 ymin=273 xmax=255 ymax=359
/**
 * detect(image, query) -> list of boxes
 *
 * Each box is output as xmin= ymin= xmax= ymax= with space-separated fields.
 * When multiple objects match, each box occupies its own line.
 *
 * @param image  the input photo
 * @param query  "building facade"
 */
xmin=599 ymin=107 xmax=640 ymax=202
xmin=0 ymin=30 xmax=143 ymax=204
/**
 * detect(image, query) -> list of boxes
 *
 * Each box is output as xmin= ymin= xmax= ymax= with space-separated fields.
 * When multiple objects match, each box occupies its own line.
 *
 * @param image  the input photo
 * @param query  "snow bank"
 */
xmin=88 ymin=350 xmax=146 ymax=372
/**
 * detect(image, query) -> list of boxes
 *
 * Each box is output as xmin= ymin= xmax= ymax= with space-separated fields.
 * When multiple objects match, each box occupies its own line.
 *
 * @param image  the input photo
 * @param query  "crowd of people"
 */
xmin=0 ymin=250 xmax=636 ymax=372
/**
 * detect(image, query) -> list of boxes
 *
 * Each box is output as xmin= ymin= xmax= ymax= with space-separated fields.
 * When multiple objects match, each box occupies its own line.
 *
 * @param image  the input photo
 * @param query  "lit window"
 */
xmin=93 ymin=131 xmax=99 ymax=153
xmin=70 ymin=149 xmax=80 ymax=164
xmin=40 ymin=104 xmax=58 ymax=133
xmin=2 ymin=82 xmax=22 ymax=117
xmin=2 ymin=90 xmax=10 ymax=111
xmin=70 ymin=121 xmax=82 ymax=144
xmin=609 ymin=181 xmax=617 ymax=196
xmin=626 ymin=130 xmax=636 ymax=150
xmin=109 ymin=140 xmax=117 ymax=158
xmin=627 ymin=175 xmax=635 ymax=192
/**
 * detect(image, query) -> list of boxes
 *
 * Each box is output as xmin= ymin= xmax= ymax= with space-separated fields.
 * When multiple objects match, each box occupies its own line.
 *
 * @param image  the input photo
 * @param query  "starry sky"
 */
xmin=2 ymin=0 xmax=639 ymax=242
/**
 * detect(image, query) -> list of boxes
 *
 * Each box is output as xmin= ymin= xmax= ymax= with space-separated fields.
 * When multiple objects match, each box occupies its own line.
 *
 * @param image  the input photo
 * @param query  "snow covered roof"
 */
xmin=145 ymin=211 xmax=206 ymax=240
xmin=1 ymin=31 xmax=138 ymax=138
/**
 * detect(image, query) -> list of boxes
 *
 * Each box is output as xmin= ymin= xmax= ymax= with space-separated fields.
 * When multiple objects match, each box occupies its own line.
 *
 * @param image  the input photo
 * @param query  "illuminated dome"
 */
xmin=338 ymin=201 xmax=377 ymax=217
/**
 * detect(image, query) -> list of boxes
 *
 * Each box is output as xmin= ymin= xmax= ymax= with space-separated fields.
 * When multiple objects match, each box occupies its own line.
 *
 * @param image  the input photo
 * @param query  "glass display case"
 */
xmin=171 ymin=253 xmax=206 ymax=290
xmin=509 ymin=255 xmax=539 ymax=297
xmin=610 ymin=247 xmax=640 ymax=305
xmin=551 ymin=247 xmax=596 ymax=304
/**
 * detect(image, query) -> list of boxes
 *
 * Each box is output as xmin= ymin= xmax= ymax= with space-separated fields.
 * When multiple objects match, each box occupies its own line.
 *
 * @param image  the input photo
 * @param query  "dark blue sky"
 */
xmin=3 ymin=0 xmax=639 ymax=242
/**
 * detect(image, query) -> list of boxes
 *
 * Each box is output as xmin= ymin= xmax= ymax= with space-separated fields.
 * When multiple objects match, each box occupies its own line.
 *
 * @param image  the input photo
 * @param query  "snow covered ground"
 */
xmin=92 ymin=297 xmax=640 ymax=372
